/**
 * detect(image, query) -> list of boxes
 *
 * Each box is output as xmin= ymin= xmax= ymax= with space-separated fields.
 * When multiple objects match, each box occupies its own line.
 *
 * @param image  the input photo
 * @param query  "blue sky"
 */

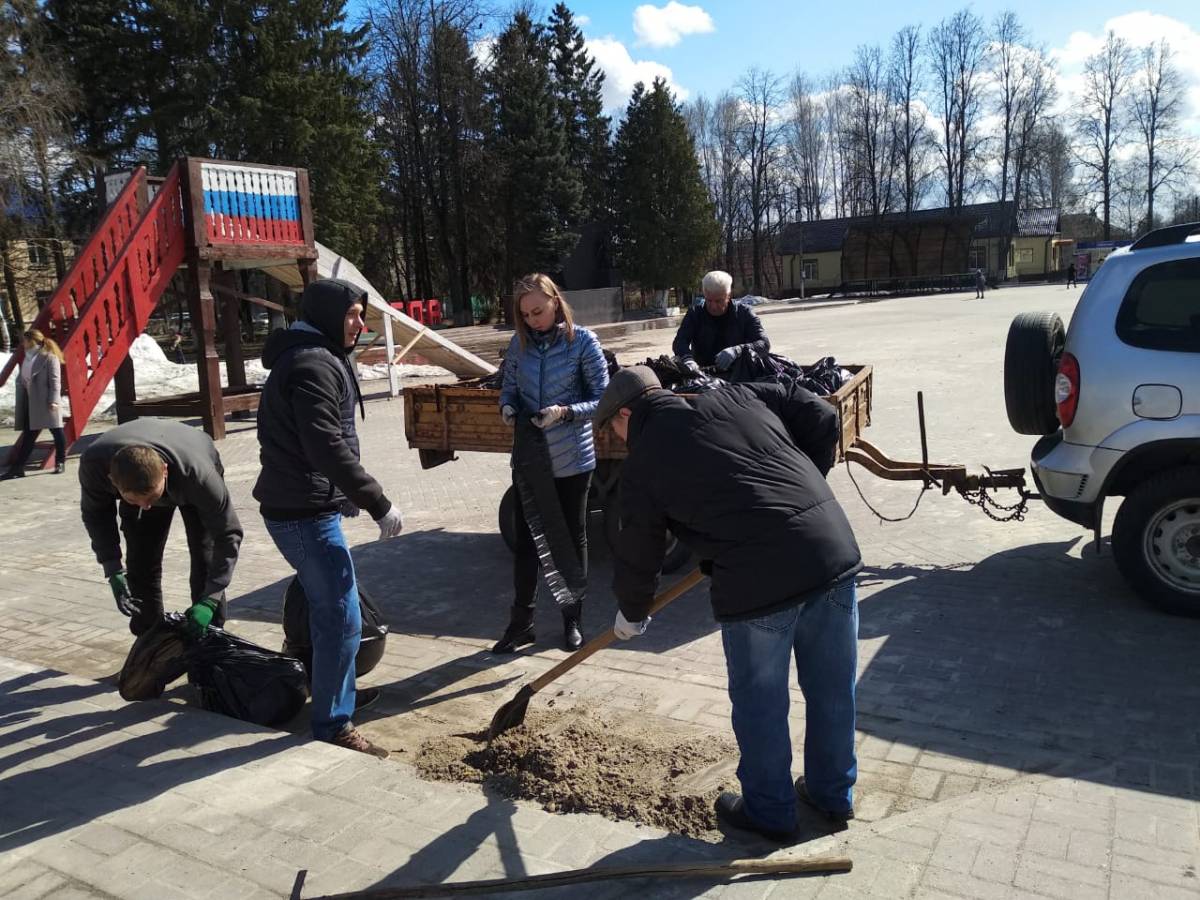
xmin=348 ymin=1 xmax=1200 ymax=131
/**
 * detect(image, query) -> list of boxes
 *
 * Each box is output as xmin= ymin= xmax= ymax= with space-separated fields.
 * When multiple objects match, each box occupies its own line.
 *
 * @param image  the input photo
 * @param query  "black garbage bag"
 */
xmin=281 ymin=578 xmax=389 ymax=678
xmin=118 ymin=613 xmax=191 ymax=701
xmin=186 ymin=628 xmax=308 ymax=727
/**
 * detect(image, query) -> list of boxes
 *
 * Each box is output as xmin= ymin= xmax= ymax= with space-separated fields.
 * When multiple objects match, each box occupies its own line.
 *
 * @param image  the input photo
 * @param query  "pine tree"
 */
xmin=547 ymin=3 xmax=610 ymax=223
xmin=487 ymin=11 xmax=582 ymax=300
xmin=613 ymin=79 xmax=718 ymax=293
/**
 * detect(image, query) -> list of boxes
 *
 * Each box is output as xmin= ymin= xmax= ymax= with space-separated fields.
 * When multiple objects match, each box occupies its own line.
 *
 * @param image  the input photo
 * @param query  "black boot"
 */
xmin=562 ymin=603 xmax=583 ymax=651
xmin=0 ymin=467 xmax=25 ymax=481
xmin=492 ymin=608 xmax=535 ymax=654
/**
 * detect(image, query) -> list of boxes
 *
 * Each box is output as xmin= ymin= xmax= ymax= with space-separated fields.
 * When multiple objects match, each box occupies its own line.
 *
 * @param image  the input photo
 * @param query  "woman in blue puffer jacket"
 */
xmin=494 ymin=273 xmax=609 ymax=653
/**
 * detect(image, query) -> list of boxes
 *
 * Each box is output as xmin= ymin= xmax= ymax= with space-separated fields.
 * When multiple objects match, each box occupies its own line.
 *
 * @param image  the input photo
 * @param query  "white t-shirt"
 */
xmin=20 ymin=351 xmax=36 ymax=389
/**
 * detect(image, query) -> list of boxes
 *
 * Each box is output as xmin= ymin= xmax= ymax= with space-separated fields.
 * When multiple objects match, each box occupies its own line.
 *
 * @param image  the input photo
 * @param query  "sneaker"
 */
xmin=354 ymin=686 xmax=381 ymax=712
xmin=795 ymin=777 xmax=854 ymax=826
xmin=714 ymin=792 xmax=795 ymax=843
xmin=54 ymin=462 xmax=65 ymax=474
xmin=329 ymin=725 xmax=389 ymax=759
xmin=0 ymin=468 xmax=25 ymax=481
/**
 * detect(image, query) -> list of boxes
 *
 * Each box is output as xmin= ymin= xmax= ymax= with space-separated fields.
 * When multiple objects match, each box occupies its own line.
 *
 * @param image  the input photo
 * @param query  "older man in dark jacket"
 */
xmin=672 ymin=270 xmax=770 ymax=370
xmin=596 ymin=366 xmax=862 ymax=841
xmin=254 ymin=277 xmax=402 ymax=758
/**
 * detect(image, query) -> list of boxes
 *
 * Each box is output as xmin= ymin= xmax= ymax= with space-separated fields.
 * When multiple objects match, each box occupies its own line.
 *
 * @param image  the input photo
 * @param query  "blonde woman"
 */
xmin=495 ymin=274 xmax=609 ymax=653
xmin=3 ymin=329 xmax=67 ymax=479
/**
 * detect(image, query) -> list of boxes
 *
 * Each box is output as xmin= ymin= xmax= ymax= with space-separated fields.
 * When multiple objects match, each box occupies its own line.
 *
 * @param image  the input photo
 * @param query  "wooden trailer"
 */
xmin=403 ymin=366 xmax=874 ymax=572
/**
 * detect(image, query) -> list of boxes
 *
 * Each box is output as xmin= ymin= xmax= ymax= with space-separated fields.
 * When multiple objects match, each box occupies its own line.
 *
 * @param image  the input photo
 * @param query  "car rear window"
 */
xmin=1115 ymin=257 xmax=1200 ymax=353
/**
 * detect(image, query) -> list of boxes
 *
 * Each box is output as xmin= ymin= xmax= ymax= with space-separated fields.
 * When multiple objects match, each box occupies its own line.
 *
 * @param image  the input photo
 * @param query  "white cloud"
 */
xmin=1050 ymin=12 xmax=1200 ymax=136
xmin=587 ymin=36 xmax=689 ymax=111
xmin=471 ymin=37 xmax=496 ymax=67
xmin=632 ymin=2 xmax=715 ymax=48
xmin=575 ymin=15 xmax=591 ymax=27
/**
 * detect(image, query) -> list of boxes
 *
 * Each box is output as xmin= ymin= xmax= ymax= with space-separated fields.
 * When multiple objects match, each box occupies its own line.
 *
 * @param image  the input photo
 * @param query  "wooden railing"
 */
xmin=190 ymin=159 xmax=313 ymax=252
xmin=0 ymin=169 xmax=145 ymax=388
xmin=58 ymin=162 xmax=188 ymax=443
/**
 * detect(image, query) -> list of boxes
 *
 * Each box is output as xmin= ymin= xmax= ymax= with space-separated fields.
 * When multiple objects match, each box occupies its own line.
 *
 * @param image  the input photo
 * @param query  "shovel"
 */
xmin=487 ymin=568 xmax=704 ymax=740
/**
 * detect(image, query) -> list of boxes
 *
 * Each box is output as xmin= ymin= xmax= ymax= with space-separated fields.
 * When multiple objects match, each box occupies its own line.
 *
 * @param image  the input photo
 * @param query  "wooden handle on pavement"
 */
xmin=528 ymin=568 xmax=704 ymax=694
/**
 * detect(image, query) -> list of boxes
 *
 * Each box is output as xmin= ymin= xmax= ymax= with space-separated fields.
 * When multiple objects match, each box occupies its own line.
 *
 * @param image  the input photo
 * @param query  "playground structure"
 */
xmin=1 ymin=158 xmax=494 ymax=468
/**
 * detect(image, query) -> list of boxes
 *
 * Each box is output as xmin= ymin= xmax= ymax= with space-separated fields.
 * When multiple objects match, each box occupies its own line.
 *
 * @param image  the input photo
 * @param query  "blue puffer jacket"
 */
xmin=500 ymin=325 xmax=609 ymax=478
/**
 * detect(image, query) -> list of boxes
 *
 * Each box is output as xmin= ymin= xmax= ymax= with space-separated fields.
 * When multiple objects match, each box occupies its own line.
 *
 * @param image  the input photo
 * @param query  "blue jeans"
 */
xmin=720 ymin=577 xmax=858 ymax=832
xmin=264 ymin=513 xmax=361 ymax=740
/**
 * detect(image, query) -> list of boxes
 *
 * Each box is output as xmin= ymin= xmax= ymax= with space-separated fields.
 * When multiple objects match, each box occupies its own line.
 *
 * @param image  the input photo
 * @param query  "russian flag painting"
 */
xmin=202 ymin=163 xmax=302 ymax=246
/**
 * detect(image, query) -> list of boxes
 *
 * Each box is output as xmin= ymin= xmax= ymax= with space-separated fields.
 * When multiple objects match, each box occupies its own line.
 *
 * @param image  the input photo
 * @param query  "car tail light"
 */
xmin=1055 ymin=352 xmax=1080 ymax=428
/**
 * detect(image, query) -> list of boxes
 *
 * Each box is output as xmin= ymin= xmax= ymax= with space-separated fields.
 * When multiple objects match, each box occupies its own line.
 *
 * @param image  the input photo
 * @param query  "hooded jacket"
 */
xmin=671 ymin=300 xmax=770 ymax=367
xmin=252 ymin=278 xmax=392 ymax=521
xmin=611 ymin=383 xmax=862 ymax=623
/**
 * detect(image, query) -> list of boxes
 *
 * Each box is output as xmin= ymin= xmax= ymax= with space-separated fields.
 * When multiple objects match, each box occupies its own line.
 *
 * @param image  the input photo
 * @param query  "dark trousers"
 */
xmin=119 ymin=502 xmax=225 ymax=636
xmin=10 ymin=427 xmax=66 ymax=468
xmin=512 ymin=470 xmax=591 ymax=617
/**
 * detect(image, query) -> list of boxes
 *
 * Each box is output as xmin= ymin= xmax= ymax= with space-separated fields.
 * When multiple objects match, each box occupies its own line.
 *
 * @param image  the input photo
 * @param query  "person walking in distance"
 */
xmin=2 ymin=329 xmax=68 ymax=480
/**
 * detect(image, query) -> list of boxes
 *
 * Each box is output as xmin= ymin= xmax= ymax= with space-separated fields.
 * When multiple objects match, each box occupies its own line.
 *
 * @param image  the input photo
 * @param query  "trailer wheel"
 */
xmin=1003 ymin=311 xmax=1065 ymax=435
xmin=498 ymin=485 xmax=519 ymax=552
xmin=603 ymin=500 xmax=692 ymax=574
xmin=1112 ymin=467 xmax=1200 ymax=618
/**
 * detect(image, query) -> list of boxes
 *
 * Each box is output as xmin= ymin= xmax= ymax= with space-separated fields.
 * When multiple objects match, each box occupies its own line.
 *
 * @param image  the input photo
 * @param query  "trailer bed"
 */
xmin=404 ymin=365 xmax=872 ymax=468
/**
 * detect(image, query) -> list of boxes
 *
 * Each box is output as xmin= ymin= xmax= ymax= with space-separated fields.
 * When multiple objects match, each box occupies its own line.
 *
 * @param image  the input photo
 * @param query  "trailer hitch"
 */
xmin=844 ymin=391 xmax=1033 ymax=523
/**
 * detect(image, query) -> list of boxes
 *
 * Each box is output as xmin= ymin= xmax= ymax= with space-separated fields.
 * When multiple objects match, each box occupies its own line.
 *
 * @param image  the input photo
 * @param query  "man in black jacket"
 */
xmin=672 ymin=270 xmax=770 ymax=370
xmin=80 ymin=419 xmax=244 ymax=638
xmin=596 ymin=366 xmax=862 ymax=842
xmin=254 ymin=277 xmax=403 ymax=759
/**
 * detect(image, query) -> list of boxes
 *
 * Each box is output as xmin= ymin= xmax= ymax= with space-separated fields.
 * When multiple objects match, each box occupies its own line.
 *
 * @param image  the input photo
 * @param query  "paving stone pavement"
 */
xmin=2 ymin=284 xmax=1199 ymax=898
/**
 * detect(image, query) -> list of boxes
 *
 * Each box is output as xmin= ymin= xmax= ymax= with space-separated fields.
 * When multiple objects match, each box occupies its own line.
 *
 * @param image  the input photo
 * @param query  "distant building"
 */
xmin=0 ymin=239 xmax=77 ymax=332
xmin=778 ymin=202 xmax=1066 ymax=294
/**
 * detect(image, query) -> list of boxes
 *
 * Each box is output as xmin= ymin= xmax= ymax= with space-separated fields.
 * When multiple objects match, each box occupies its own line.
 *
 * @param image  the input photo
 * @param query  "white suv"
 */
xmin=1003 ymin=222 xmax=1200 ymax=616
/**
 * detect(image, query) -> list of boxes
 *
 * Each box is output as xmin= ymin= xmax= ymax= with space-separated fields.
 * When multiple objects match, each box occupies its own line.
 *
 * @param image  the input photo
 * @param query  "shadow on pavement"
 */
xmin=0 ymin=677 xmax=294 ymax=853
xmin=855 ymin=536 xmax=1200 ymax=802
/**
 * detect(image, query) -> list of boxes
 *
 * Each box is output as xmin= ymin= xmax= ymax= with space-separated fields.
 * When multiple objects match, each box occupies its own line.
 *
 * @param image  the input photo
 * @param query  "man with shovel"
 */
xmin=594 ymin=366 xmax=862 ymax=842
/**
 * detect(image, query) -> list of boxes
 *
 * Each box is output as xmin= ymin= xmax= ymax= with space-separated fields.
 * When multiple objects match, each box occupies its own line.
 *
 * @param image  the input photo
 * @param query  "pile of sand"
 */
xmin=415 ymin=707 xmax=737 ymax=839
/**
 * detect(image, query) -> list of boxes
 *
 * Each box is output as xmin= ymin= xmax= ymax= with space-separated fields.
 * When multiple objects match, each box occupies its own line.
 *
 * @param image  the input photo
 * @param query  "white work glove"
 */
xmin=613 ymin=610 xmax=650 ymax=640
xmin=376 ymin=506 xmax=404 ymax=540
xmin=532 ymin=405 xmax=569 ymax=429
xmin=681 ymin=358 xmax=702 ymax=377
xmin=714 ymin=345 xmax=743 ymax=371
xmin=500 ymin=404 xmax=516 ymax=427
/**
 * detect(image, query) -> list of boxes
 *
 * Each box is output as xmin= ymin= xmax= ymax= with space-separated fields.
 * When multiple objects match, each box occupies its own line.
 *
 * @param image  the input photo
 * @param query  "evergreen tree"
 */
xmin=487 ymin=11 xmax=582 ymax=299
xmin=613 ymin=79 xmax=718 ymax=293
xmin=547 ymin=3 xmax=610 ymax=223
xmin=43 ymin=0 xmax=380 ymax=262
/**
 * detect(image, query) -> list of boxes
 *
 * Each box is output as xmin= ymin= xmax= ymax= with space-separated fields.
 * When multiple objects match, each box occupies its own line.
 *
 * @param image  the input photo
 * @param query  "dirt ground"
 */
xmin=414 ymin=705 xmax=739 ymax=839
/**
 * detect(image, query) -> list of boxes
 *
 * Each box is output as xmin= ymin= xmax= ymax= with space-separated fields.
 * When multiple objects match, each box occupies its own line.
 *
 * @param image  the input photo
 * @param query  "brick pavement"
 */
xmin=2 ymin=284 xmax=1199 ymax=897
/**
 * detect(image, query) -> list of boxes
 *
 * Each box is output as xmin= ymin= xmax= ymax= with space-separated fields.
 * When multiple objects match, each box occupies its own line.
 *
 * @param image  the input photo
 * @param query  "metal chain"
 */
xmin=955 ymin=486 xmax=1030 ymax=522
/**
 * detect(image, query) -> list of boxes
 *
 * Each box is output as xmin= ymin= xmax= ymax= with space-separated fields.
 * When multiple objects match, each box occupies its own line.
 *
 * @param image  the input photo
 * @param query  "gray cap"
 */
xmin=593 ymin=365 xmax=663 ymax=428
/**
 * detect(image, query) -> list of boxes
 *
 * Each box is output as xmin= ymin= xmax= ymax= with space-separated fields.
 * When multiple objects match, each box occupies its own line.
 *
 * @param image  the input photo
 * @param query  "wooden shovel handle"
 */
xmin=528 ymin=568 xmax=703 ymax=694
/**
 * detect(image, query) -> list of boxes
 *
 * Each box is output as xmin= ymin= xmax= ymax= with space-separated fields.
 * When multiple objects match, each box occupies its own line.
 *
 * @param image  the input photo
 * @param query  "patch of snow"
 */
xmin=0 ymin=334 xmax=451 ymax=427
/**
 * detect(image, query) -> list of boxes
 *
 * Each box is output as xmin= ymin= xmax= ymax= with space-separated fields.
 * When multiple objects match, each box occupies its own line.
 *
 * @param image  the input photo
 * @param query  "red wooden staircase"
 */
xmin=1 ymin=164 xmax=187 ymax=452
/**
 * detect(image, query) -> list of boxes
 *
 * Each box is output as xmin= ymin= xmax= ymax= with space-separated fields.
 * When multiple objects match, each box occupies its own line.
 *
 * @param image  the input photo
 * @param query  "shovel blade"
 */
xmin=488 ymin=684 xmax=534 ymax=742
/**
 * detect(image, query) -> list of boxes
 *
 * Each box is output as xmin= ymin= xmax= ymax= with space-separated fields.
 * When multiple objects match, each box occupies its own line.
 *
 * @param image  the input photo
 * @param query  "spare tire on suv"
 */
xmin=1004 ymin=312 xmax=1065 ymax=435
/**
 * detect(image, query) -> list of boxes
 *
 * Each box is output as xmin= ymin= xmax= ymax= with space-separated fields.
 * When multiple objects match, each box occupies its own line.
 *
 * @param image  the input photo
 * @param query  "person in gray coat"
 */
xmin=79 ymin=418 xmax=244 ymax=638
xmin=2 ymin=329 xmax=67 ymax=480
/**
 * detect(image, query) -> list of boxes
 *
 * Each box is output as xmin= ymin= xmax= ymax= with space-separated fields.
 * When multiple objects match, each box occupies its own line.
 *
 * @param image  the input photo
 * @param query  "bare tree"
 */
xmin=992 ymin=12 xmax=1030 ymax=209
xmin=1131 ymin=40 xmax=1197 ymax=231
xmin=843 ymin=44 xmax=896 ymax=217
xmin=1074 ymin=30 xmax=1133 ymax=240
xmin=785 ymin=72 xmax=827 ymax=221
xmin=927 ymin=8 xmax=989 ymax=211
xmin=736 ymin=68 xmax=785 ymax=293
xmin=888 ymin=25 xmax=931 ymax=214
xmin=823 ymin=75 xmax=852 ymax=218
xmin=1026 ymin=122 xmax=1077 ymax=211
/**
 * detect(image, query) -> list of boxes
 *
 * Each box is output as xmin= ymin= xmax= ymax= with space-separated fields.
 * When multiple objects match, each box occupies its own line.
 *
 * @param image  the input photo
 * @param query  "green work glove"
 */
xmin=184 ymin=597 xmax=220 ymax=638
xmin=108 ymin=571 xmax=141 ymax=618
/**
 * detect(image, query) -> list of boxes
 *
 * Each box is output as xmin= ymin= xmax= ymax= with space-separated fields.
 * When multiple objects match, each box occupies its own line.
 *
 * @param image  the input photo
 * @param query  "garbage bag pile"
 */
xmin=722 ymin=348 xmax=852 ymax=396
xmin=635 ymin=355 xmax=727 ymax=394
xmin=281 ymin=578 xmax=389 ymax=678
xmin=118 ymin=613 xmax=308 ymax=727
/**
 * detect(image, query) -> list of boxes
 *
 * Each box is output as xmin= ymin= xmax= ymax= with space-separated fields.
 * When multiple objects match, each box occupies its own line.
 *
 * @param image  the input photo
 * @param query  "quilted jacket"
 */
xmin=499 ymin=325 xmax=609 ymax=478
